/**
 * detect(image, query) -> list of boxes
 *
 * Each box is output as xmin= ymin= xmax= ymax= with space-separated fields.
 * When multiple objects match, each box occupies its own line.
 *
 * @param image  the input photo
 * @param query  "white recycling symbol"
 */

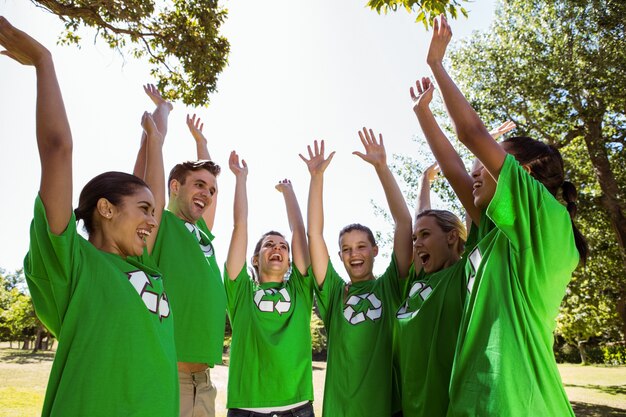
xmin=128 ymin=270 xmax=170 ymax=320
xmin=185 ymin=222 xmax=214 ymax=257
xmin=396 ymin=282 xmax=432 ymax=319
xmin=254 ymin=288 xmax=292 ymax=314
xmin=467 ymin=247 xmax=483 ymax=294
xmin=343 ymin=292 xmax=383 ymax=325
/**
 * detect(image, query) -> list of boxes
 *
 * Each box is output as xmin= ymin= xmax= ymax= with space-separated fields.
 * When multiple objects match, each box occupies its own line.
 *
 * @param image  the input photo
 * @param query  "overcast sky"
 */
xmin=0 ymin=0 xmax=496 ymax=276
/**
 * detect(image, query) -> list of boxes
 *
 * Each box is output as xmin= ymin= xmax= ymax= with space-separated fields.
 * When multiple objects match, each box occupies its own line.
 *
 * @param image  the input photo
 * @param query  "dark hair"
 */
xmin=338 ymin=223 xmax=377 ymax=248
xmin=74 ymin=171 xmax=149 ymax=235
xmin=416 ymin=209 xmax=467 ymax=255
xmin=250 ymin=231 xmax=289 ymax=278
xmin=168 ymin=160 xmax=221 ymax=196
xmin=502 ymin=136 xmax=588 ymax=265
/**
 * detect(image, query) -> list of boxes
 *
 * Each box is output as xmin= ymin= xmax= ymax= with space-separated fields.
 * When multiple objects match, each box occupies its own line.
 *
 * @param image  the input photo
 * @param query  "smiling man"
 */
xmin=152 ymin=159 xmax=226 ymax=417
xmin=134 ymin=103 xmax=226 ymax=417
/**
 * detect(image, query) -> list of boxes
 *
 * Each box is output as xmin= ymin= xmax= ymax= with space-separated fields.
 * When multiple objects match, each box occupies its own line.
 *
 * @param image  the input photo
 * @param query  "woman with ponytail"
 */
xmin=410 ymin=14 xmax=588 ymax=417
xmin=1 ymin=18 xmax=177 ymax=416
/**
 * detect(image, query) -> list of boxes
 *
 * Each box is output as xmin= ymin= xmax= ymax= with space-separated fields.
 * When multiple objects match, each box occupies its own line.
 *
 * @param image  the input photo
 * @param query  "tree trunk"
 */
xmin=33 ymin=327 xmax=44 ymax=352
xmin=583 ymin=119 xmax=626 ymax=340
xmin=577 ymin=340 xmax=588 ymax=365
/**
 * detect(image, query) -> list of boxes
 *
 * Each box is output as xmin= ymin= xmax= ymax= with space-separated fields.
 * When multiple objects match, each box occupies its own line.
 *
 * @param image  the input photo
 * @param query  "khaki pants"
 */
xmin=179 ymin=368 xmax=217 ymax=417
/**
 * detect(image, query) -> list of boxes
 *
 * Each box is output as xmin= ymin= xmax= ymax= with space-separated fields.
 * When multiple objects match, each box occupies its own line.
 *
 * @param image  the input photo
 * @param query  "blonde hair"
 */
xmin=415 ymin=209 xmax=467 ymax=255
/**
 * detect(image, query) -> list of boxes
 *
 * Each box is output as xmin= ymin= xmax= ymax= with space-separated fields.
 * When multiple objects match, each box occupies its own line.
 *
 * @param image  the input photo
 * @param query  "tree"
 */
xmin=444 ymin=0 xmax=626 ymax=340
xmin=32 ymin=0 xmax=229 ymax=106
xmin=367 ymin=0 xmax=469 ymax=28
xmin=0 ymin=269 xmax=50 ymax=350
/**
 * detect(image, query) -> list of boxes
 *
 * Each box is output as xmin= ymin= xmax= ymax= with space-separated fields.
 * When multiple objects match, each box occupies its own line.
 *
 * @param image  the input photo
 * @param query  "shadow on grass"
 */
xmin=566 ymin=384 xmax=626 ymax=396
xmin=571 ymin=402 xmax=626 ymax=417
xmin=0 ymin=348 xmax=55 ymax=364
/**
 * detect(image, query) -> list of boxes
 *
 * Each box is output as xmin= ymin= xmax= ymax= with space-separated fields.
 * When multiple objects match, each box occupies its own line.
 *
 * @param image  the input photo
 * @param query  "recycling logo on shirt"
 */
xmin=343 ymin=292 xmax=383 ymax=325
xmin=467 ymin=247 xmax=483 ymax=294
xmin=127 ymin=270 xmax=171 ymax=321
xmin=254 ymin=288 xmax=292 ymax=314
xmin=396 ymin=282 xmax=433 ymax=320
xmin=185 ymin=222 xmax=215 ymax=257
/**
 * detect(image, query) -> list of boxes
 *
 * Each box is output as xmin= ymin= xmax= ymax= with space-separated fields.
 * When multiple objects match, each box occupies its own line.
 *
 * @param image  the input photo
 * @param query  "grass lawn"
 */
xmin=1 ymin=343 xmax=624 ymax=417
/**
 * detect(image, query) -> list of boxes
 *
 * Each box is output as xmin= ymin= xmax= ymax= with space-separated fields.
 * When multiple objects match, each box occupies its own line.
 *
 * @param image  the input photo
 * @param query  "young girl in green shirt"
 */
xmin=224 ymin=152 xmax=314 ymax=416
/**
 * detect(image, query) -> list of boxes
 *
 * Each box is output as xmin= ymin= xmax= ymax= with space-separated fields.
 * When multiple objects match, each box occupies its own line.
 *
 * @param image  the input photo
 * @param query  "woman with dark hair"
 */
xmin=224 ymin=151 xmax=314 ymax=416
xmin=411 ymin=15 xmax=588 ymax=417
xmin=0 ymin=17 xmax=177 ymax=416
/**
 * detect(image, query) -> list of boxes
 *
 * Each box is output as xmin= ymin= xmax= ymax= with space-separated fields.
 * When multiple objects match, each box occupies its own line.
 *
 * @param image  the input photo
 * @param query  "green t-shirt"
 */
xmin=447 ymin=154 xmax=578 ymax=416
xmin=314 ymin=256 xmax=403 ymax=417
xmin=224 ymin=264 xmax=314 ymax=408
xmin=394 ymin=259 xmax=466 ymax=417
xmin=24 ymin=196 xmax=178 ymax=417
xmin=151 ymin=210 xmax=226 ymax=365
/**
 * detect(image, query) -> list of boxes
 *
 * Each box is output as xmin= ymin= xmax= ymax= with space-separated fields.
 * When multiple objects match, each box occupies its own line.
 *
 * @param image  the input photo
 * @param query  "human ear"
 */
xmin=447 ymin=229 xmax=459 ymax=246
xmin=170 ymin=179 xmax=180 ymax=196
xmin=96 ymin=198 xmax=114 ymax=219
xmin=522 ymin=164 xmax=532 ymax=174
xmin=373 ymin=246 xmax=379 ymax=257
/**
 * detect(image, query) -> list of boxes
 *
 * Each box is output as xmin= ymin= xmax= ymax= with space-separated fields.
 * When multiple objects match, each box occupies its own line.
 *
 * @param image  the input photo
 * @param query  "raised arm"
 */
xmin=416 ymin=162 xmax=439 ymax=215
xmin=225 ymin=151 xmax=248 ymax=280
xmin=411 ymin=77 xmax=479 ymax=224
xmin=426 ymin=15 xmax=507 ymax=179
xmin=133 ymin=84 xmax=173 ymax=179
xmin=300 ymin=140 xmax=335 ymax=287
xmin=186 ymin=114 xmax=211 ymax=160
xmin=0 ymin=17 xmax=72 ymax=234
xmin=353 ymin=128 xmax=413 ymax=278
xmin=140 ymin=112 xmax=165 ymax=253
xmin=489 ymin=120 xmax=516 ymax=141
xmin=186 ymin=113 xmax=218 ymax=229
xmin=275 ymin=179 xmax=310 ymax=275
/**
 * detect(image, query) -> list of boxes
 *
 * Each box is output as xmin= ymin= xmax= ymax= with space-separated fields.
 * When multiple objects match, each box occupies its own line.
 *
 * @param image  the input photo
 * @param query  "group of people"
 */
xmin=0 ymin=12 xmax=587 ymax=417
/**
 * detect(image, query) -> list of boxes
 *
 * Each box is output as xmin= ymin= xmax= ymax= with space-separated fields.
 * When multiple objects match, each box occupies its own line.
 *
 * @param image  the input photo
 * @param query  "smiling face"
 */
xmin=470 ymin=158 xmax=498 ymax=210
xmin=101 ymin=186 xmax=158 ymax=258
xmin=412 ymin=215 xmax=460 ymax=273
xmin=338 ymin=230 xmax=378 ymax=283
xmin=254 ymin=234 xmax=291 ymax=283
xmin=170 ymin=169 xmax=217 ymax=224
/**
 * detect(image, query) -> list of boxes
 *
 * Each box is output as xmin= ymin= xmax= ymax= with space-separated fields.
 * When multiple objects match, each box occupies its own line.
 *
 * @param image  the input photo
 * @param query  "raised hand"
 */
xmin=143 ymin=83 xmax=173 ymax=111
xmin=275 ymin=178 xmax=294 ymax=194
xmin=0 ymin=16 xmax=51 ymax=67
xmin=423 ymin=162 xmax=441 ymax=182
xmin=186 ymin=113 xmax=206 ymax=143
xmin=426 ymin=14 xmax=453 ymax=66
xmin=353 ymin=128 xmax=387 ymax=170
xmin=141 ymin=111 xmax=163 ymax=143
xmin=410 ymin=77 xmax=436 ymax=113
xmin=299 ymin=140 xmax=335 ymax=176
xmin=229 ymin=150 xmax=248 ymax=178
xmin=489 ymin=120 xmax=517 ymax=140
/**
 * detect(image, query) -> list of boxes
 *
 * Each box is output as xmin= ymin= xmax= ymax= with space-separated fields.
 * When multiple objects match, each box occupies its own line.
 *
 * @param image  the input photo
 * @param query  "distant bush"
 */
xmin=602 ymin=342 xmax=626 ymax=366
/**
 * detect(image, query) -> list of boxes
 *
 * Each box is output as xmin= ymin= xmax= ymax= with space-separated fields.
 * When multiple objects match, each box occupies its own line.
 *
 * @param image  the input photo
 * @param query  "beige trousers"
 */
xmin=178 ymin=368 xmax=217 ymax=417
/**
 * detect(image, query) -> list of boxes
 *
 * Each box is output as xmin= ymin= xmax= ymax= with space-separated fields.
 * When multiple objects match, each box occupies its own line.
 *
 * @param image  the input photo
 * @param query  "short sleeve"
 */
xmin=224 ymin=262 xmax=252 ymax=319
xmin=377 ymin=253 xmax=403 ymax=308
xmin=23 ymin=195 xmax=80 ymax=337
xmin=312 ymin=261 xmax=345 ymax=324
xmin=487 ymin=154 xmax=573 ymax=257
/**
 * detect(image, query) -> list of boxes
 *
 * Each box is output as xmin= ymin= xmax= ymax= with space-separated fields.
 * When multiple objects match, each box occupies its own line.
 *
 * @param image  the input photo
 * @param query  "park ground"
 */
xmin=0 ymin=344 xmax=625 ymax=417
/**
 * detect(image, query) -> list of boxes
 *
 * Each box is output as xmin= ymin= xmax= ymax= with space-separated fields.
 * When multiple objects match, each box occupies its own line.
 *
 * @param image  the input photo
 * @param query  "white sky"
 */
xmin=0 ymin=0 xmax=495 ymax=275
